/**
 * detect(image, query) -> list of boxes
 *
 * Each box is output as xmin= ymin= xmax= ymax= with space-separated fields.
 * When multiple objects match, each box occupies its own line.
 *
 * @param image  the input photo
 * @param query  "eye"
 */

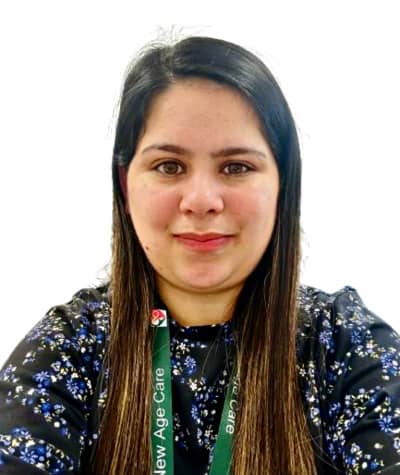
xmin=222 ymin=162 xmax=253 ymax=175
xmin=155 ymin=161 xmax=184 ymax=175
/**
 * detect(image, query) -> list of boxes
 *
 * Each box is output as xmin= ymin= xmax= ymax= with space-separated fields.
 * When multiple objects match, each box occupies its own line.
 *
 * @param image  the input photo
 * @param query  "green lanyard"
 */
xmin=151 ymin=308 xmax=238 ymax=475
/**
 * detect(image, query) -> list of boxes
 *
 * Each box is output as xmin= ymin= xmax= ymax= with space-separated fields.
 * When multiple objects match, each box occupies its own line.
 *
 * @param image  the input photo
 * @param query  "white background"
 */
xmin=1 ymin=1 xmax=399 ymax=366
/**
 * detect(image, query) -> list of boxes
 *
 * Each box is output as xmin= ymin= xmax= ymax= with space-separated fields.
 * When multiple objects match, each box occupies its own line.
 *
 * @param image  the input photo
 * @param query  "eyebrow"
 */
xmin=140 ymin=143 xmax=268 ymax=160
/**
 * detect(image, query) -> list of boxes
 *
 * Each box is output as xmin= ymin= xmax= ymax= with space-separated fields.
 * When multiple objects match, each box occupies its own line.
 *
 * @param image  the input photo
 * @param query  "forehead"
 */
xmin=138 ymin=78 xmax=264 ymax=142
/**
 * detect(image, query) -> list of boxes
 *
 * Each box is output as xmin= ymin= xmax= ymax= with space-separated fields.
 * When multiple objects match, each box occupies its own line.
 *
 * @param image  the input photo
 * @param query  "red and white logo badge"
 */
xmin=151 ymin=309 xmax=167 ymax=327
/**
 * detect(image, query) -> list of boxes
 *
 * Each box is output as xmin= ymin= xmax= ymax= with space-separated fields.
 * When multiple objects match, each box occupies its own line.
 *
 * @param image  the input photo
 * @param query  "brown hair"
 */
xmin=90 ymin=34 xmax=317 ymax=474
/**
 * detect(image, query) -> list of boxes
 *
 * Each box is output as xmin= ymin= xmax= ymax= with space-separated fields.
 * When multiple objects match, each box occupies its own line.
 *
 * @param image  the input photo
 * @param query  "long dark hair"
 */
xmin=91 ymin=35 xmax=317 ymax=474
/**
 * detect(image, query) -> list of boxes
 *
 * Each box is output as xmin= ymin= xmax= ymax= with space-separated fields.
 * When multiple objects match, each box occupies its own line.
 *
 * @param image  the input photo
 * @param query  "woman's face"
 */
xmin=127 ymin=78 xmax=279 ymax=296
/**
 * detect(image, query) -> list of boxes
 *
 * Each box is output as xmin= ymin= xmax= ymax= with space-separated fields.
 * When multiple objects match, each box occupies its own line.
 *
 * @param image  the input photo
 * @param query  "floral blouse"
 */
xmin=1 ymin=283 xmax=400 ymax=474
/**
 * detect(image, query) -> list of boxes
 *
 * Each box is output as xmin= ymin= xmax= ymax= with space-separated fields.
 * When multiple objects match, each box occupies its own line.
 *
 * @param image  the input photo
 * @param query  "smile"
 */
xmin=173 ymin=235 xmax=233 ymax=252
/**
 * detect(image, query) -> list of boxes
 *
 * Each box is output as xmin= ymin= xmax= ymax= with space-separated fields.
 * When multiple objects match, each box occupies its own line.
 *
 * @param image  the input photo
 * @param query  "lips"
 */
xmin=174 ymin=233 xmax=232 ymax=241
xmin=173 ymin=233 xmax=234 ymax=252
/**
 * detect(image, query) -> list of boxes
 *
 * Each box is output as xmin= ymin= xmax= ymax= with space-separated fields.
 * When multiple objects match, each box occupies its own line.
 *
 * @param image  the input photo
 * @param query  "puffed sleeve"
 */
xmin=0 ymin=287 xmax=109 ymax=474
xmin=317 ymin=287 xmax=400 ymax=474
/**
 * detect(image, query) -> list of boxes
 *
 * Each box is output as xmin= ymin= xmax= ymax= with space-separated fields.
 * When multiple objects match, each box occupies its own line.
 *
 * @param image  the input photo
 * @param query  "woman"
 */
xmin=1 ymin=35 xmax=400 ymax=475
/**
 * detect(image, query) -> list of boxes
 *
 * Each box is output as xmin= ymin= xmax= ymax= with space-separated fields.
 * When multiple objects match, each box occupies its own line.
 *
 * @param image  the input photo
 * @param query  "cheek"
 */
xmin=229 ymin=185 xmax=278 ymax=226
xmin=129 ymin=183 xmax=177 ymax=231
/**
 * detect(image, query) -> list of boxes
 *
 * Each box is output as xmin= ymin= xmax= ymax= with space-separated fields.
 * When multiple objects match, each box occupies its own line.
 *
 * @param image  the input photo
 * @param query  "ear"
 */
xmin=118 ymin=165 xmax=130 ymax=213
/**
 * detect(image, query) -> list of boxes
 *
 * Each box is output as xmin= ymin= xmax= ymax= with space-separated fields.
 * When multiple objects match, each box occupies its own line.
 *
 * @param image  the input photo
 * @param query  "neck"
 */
xmin=156 ymin=279 xmax=241 ymax=327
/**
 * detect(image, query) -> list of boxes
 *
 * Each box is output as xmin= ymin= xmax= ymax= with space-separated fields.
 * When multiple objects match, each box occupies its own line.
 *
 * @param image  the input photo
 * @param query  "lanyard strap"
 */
xmin=151 ymin=309 xmax=238 ymax=475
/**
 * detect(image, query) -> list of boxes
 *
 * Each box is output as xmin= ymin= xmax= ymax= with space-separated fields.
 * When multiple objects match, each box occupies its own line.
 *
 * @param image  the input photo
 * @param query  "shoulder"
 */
xmin=0 ymin=282 xmax=112 ymax=402
xmin=34 ymin=283 xmax=111 ymax=340
xmin=24 ymin=283 xmax=111 ymax=362
xmin=0 ymin=283 xmax=112 ymax=472
xmin=296 ymin=283 xmax=400 ymax=356
xmin=297 ymin=282 xmax=369 ymax=320
xmin=296 ymin=282 xmax=400 ymax=418
xmin=49 ymin=283 xmax=111 ymax=325
xmin=296 ymin=283 xmax=400 ymax=380
xmin=297 ymin=285 xmax=400 ymax=471
xmin=57 ymin=283 xmax=111 ymax=338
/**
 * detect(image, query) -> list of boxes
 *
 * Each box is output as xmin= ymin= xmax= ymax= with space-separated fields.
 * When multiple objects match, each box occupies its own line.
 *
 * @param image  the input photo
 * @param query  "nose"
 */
xmin=179 ymin=171 xmax=224 ymax=215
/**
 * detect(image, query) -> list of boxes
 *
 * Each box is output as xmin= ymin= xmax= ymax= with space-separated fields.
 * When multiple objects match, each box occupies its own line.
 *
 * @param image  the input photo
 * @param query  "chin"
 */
xmin=178 ymin=273 xmax=234 ymax=291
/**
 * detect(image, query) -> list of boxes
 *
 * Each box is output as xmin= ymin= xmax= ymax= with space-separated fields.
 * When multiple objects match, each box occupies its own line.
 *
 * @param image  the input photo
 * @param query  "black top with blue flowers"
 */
xmin=1 ymin=283 xmax=400 ymax=474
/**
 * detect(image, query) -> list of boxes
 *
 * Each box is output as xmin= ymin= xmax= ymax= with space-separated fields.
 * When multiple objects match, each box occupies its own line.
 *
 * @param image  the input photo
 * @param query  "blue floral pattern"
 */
xmin=0 ymin=284 xmax=400 ymax=474
xmin=168 ymin=317 xmax=234 ymax=472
